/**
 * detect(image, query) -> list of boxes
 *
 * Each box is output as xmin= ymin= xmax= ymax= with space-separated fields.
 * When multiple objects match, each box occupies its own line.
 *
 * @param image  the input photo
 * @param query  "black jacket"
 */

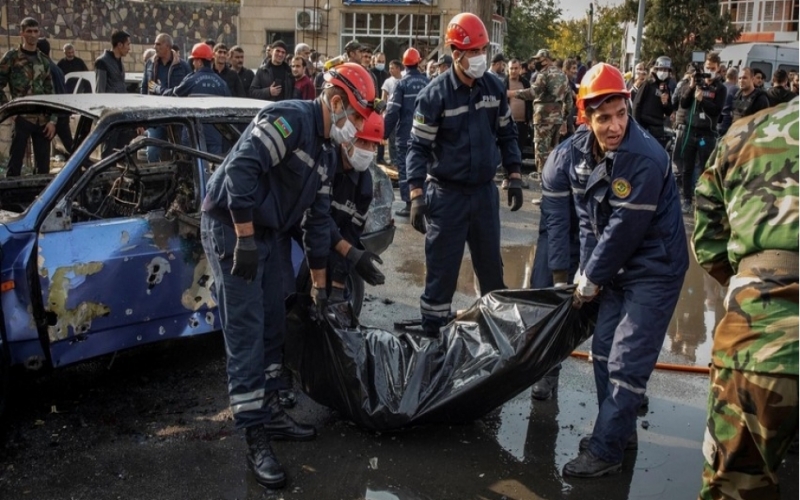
xmin=236 ymin=67 xmax=255 ymax=94
xmin=215 ymin=64 xmax=246 ymax=97
xmin=731 ymin=88 xmax=770 ymax=123
xmin=503 ymin=75 xmax=533 ymax=124
xmin=250 ymin=60 xmax=294 ymax=101
xmin=632 ymin=77 xmax=673 ymax=133
xmin=766 ymin=86 xmax=796 ymax=107
xmin=94 ymin=50 xmax=127 ymax=94
xmin=676 ymin=78 xmax=726 ymax=132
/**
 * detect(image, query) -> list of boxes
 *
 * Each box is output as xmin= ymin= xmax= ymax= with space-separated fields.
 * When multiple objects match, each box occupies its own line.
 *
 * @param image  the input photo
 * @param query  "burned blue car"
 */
xmin=0 ymin=95 xmax=394 ymax=414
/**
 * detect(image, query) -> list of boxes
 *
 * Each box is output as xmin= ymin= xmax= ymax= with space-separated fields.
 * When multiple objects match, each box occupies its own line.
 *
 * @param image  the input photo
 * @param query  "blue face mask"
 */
xmin=375 ymin=63 xmax=385 ymax=71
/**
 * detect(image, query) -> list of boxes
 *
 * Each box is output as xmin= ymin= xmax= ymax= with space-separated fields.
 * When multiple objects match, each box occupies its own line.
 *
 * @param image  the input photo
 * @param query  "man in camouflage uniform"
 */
xmin=0 ymin=17 xmax=56 ymax=176
xmin=693 ymin=98 xmax=799 ymax=500
xmin=508 ymin=49 xmax=573 ymax=175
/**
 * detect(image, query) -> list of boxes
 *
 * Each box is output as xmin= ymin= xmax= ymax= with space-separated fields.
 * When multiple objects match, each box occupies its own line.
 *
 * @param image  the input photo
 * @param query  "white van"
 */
xmin=718 ymin=42 xmax=799 ymax=84
xmin=64 ymin=71 xmax=144 ymax=94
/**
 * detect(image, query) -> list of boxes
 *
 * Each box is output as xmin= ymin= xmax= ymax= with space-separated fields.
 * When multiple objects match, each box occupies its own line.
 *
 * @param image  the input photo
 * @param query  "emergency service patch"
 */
xmin=272 ymin=117 xmax=293 ymax=138
xmin=414 ymin=112 xmax=425 ymax=124
xmin=612 ymin=178 xmax=631 ymax=198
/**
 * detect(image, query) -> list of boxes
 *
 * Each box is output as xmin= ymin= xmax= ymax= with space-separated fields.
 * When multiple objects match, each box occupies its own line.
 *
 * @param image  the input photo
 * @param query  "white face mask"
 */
xmin=345 ymin=144 xmax=374 ymax=172
xmin=463 ymin=54 xmax=487 ymax=79
xmin=656 ymin=71 xmax=669 ymax=81
xmin=375 ymin=63 xmax=385 ymax=71
xmin=326 ymin=95 xmax=358 ymax=144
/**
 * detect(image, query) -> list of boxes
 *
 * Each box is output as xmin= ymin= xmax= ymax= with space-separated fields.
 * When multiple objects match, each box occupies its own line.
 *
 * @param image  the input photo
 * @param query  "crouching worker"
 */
xmin=200 ymin=62 xmax=377 ymax=489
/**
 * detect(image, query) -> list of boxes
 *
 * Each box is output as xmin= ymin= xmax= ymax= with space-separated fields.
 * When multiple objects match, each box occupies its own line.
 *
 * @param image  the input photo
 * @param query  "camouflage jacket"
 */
xmin=693 ymin=98 xmax=799 ymax=375
xmin=516 ymin=65 xmax=573 ymax=124
xmin=0 ymin=45 xmax=54 ymax=105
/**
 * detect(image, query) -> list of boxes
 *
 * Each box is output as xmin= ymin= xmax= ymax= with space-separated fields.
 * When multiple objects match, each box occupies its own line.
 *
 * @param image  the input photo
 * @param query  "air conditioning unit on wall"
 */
xmin=296 ymin=9 xmax=322 ymax=31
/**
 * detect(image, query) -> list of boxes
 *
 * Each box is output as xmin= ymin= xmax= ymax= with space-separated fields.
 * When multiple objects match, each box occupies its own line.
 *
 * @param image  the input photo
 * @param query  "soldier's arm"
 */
xmin=693 ymin=143 xmax=734 ymax=286
xmin=0 ymin=52 xmax=13 ymax=105
xmin=563 ymin=85 xmax=574 ymax=120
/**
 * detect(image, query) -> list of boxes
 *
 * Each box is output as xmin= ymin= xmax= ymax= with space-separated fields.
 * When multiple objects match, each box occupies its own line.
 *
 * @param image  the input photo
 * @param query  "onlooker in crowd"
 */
xmin=790 ymin=71 xmax=799 ymax=94
xmin=37 ymin=38 xmax=73 ymax=157
xmin=632 ymin=56 xmax=673 ymax=149
xmin=731 ymin=67 xmax=769 ymax=124
xmin=674 ymin=52 xmax=726 ymax=213
xmin=142 ymin=48 xmax=156 ymax=65
xmin=212 ymin=43 xmax=246 ymax=97
xmin=437 ymin=54 xmax=452 ymax=75
xmin=370 ymin=51 xmax=389 ymax=94
xmin=766 ymin=69 xmax=796 ymax=107
xmin=751 ymin=67 xmax=765 ymax=89
xmin=627 ymin=62 xmax=648 ymax=101
xmin=291 ymin=56 xmax=315 ymax=100
xmin=380 ymin=59 xmax=402 ymax=165
xmin=294 ymin=43 xmax=311 ymax=61
xmin=57 ymin=43 xmax=89 ymax=93
xmin=563 ymin=58 xmax=579 ymax=138
xmin=0 ymin=17 xmax=56 ymax=176
xmin=359 ymin=45 xmax=379 ymax=94
xmin=575 ymin=55 xmax=587 ymax=83
xmin=718 ymin=67 xmax=739 ymax=136
xmin=504 ymin=58 xmax=532 ymax=166
xmin=425 ymin=59 xmax=437 ymax=80
xmin=488 ymin=53 xmax=506 ymax=78
xmin=230 ymin=45 xmax=254 ymax=92
xmin=693 ymin=98 xmax=798 ymax=500
xmin=143 ymin=33 xmax=191 ymax=162
xmin=171 ymin=44 xmax=182 ymax=59
xmin=344 ymin=40 xmax=363 ymax=64
xmin=163 ymin=43 xmax=230 ymax=155
xmin=95 ymin=30 xmax=131 ymax=157
xmin=672 ymin=63 xmax=694 ymax=110
xmin=250 ymin=40 xmax=294 ymax=101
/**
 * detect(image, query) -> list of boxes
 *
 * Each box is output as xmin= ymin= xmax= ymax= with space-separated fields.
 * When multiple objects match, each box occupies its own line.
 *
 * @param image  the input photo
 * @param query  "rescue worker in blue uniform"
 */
xmin=529 ymin=135 xmax=581 ymax=400
xmin=562 ymin=63 xmax=688 ymax=478
xmin=406 ymin=13 xmax=524 ymax=336
xmin=383 ymin=47 xmax=428 ymax=217
xmin=164 ymin=43 xmax=231 ymax=155
xmin=200 ymin=63 xmax=381 ymax=489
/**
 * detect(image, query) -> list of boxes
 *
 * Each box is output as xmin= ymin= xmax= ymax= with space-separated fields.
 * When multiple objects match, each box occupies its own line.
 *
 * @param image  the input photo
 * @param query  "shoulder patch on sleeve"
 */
xmin=414 ymin=112 xmax=425 ymax=124
xmin=272 ymin=117 xmax=293 ymax=139
xmin=612 ymin=178 xmax=631 ymax=199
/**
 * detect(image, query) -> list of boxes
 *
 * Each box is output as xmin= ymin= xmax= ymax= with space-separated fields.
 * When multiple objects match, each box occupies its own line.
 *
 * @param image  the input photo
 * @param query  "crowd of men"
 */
xmin=0 ymin=14 xmax=796 ymax=500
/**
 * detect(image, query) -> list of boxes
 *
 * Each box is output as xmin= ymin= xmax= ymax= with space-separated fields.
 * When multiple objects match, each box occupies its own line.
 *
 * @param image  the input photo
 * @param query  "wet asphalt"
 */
xmin=0 ymin=184 xmax=796 ymax=500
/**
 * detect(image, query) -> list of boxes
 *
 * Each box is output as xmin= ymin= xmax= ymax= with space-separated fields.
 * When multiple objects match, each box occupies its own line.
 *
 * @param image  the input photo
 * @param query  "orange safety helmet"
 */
xmin=576 ymin=63 xmax=630 ymax=124
xmin=402 ymin=48 xmax=421 ymax=67
xmin=190 ymin=43 xmax=214 ymax=61
xmin=444 ymin=13 xmax=489 ymax=51
xmin=323 ymin=62 xmax=376 ymax=118
xmin=355 ymin=111 xmax=384 ymax=144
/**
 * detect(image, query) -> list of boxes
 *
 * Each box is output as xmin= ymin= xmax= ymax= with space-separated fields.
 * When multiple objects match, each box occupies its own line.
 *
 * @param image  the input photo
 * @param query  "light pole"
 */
xmin=587 ymin=3 xmax=594 ymax=63
xmin=633 ymin=0 xmax=645 ymax=69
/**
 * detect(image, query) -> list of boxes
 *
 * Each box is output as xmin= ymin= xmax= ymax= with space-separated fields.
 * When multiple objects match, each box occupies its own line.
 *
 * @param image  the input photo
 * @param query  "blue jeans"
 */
xmin=146 ymin=126 xmax=167 ymax=162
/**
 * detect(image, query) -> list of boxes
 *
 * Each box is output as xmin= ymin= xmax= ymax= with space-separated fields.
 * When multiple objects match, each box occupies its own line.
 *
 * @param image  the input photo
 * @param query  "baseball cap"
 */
xmin=344 ymin=40 xmax=364 ymax=53
xmin=438 ymin=54 xmax=453 ymax=66
xmin=491 ymin=53 xmax=507 ymax=64
xmin=533 ymin=49 xmax=551 ymax=60
xmin=270 ymin=40 xmax=288 ymax=52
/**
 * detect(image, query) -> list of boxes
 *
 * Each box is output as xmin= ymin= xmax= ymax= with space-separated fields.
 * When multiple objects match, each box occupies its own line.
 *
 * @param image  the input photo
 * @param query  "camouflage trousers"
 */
xmin=699 ymin=367 xmax=799 ymax=500
xmin=533 ymin=122 xmax=562 ymax=171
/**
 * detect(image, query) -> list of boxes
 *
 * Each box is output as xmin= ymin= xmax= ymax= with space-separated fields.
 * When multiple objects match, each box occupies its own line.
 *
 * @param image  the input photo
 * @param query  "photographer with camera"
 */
xmin=674 ymin=52 xmax=726 ymax=214
xmin=633 ymin=56 xmax=674 ymax=150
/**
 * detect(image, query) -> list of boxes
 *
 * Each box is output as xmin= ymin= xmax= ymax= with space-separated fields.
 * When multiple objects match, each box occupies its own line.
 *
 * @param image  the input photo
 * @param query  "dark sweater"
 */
xmin=94 ymin=50 xmax=127 ymax=94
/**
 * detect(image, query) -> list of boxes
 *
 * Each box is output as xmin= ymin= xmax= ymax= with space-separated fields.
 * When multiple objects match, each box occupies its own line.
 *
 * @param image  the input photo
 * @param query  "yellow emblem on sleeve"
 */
xmin=612 ymin=178 xmax=631 ymax=199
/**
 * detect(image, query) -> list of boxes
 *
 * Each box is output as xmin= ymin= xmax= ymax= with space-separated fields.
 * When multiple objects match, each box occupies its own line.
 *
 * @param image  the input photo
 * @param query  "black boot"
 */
xmin=562 ymin=449 xmax=622 ymax=478
xmin=263 ymin=392 xmax=316 ymax=441
xmin=395 ymin=202 xmax=411 ymax=217
xmin=245 ymin=425 xmax=286 ymax=489
xmin=579 ymin=432 xmax=638 ymax=452
xmin=531 ymin=375 xmax=559 ymax=400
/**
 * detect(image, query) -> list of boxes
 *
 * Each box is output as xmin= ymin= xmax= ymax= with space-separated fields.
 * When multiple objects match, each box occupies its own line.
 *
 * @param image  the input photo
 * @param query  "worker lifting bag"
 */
xmin=284 ymin=288 xmax=598 ymax=431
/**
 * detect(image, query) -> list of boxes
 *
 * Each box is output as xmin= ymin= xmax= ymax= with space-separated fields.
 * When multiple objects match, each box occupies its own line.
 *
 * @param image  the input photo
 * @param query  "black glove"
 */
xmin=507 ymin=178 xmax=523 ymax=211
xmin=346 ymin=247 xmax=385 ymax=286
xmin=410 ymin=196 xmax=428 ymax=234
xmin=310 ymin=286 xmax=328 ymax=321
xmin=231 ymin=235 xmax=258 ymax=281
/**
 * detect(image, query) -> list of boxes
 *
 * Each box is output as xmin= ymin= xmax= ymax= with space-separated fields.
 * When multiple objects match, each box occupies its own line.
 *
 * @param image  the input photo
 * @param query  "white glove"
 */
xmin=554 ymin=282 xmax=569 ymax=289
xmin=577 ymin=272 xmax=599 ymax=298
xmin=573 ymin=270 xmax=582 ymax=285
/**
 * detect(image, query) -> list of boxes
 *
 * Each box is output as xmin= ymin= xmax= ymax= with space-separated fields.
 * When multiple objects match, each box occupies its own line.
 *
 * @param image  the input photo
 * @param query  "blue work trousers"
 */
xmin=587 ymin=277 xmax=684 ymax=463
xmin=200 ymin=214 xmax=287 ymax=429
xmin=420 ymin=181 xmax=505 ymax=333
xmin=396 ymin=141 xmax=411 ymax=203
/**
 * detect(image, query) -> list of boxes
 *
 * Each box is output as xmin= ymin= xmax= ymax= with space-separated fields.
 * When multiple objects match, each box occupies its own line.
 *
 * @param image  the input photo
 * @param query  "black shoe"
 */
xmin=245 ymin=425 xmax=287 ymax=489
xmin=264 ymin=393 xmax=316 ymax=441
xmin=579 ymin=433 xmax=638 ymax=452
xmin=562 ymin=449 xmax=622 ymax=478
xmin=278 ymin=389 xmax=297 ymax=409
xmin=395 ymin=202 xmax=411 ymax=217
xmin=531 ymin=376 xmax=558 ymax=400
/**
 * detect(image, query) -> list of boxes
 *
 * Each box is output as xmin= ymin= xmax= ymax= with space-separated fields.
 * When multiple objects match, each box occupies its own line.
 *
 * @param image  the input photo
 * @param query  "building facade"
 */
xmin=720 ymin=0 xmax=799 ymax=42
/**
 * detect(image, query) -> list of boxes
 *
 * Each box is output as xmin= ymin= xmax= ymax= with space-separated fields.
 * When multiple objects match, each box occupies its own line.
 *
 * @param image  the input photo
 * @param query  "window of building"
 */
xmin=340 ymin=13 xmax=441 ymax=62
xmin=720 ymin=0 xmax=799 ymax=32
xmin=490 ymin=18 xmax=505 ymax=60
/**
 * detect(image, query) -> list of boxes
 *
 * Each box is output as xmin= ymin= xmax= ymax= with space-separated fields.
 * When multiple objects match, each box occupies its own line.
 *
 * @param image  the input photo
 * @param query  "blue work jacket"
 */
xmin=383 ymin=68 xmax=428 ymax=145
xmin=540 ymin=136 xmax=581 ymax=273
xmin=203 ymin=99 xmax=337 ymax=269
xmin=406 ymin=68 xmax=521 ymax=190
xmin=567 ymin=121 xmax=688 ymax=285
xmin=163 ymin=66 xmax=231 ymax=97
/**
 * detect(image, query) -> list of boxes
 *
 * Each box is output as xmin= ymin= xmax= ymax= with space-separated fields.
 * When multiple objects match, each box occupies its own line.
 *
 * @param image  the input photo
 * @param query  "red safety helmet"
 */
xmin=402 ymin=48 xmax=421 ymax=67
xmin=323 ymin=62 xmax=376 ymax=118
xmin=576 ymin=63 xmax=630 ymax=124
xmin=190 ymin=43 xmax=214 ymax=61
xmin=355 ymin=111 xmax=384 ymax=144
xmin=445 ymin=13 xmax=489 ymax=51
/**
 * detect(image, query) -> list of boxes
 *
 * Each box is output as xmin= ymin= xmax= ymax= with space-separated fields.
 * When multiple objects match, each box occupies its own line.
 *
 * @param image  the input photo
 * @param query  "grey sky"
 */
xmin=561 ymin=0 xmax=624 ymax=21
